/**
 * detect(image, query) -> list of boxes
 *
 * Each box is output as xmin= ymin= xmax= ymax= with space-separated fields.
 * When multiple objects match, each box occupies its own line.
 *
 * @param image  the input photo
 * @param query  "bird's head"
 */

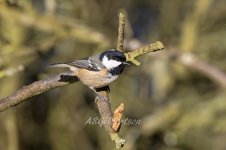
xmin=100 ymin=49 xmax=130 ymax=69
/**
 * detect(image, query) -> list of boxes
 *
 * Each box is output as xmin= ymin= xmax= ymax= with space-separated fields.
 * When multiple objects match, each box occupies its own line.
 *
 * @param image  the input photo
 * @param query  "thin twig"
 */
xmin=117 ymin=13 xmax=125 ymax=51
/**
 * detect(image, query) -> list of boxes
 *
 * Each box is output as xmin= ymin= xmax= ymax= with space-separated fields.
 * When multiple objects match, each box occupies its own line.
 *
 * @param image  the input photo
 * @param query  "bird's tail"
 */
xmin=48 ymin=63 xmax=72 ymax=68
xmin=48 ymin=63 xmax=78 ymax=73
xmin=48 ymin=63 xmax=79 ymax=83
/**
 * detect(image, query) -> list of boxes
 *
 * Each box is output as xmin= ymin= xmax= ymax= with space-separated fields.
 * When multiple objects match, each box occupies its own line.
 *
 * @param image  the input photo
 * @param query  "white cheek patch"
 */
xmin=102 ymin=55 xmax=122 ymax=69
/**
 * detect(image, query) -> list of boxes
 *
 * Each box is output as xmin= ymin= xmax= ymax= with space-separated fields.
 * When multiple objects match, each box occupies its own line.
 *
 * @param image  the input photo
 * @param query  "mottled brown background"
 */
xmin=1 ymin=0 xmax=226 ymax=150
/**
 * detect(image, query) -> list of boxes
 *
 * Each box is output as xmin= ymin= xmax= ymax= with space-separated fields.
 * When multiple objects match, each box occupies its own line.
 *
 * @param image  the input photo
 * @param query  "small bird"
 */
xmin=49 ymin=49 xmax=130 ymax=101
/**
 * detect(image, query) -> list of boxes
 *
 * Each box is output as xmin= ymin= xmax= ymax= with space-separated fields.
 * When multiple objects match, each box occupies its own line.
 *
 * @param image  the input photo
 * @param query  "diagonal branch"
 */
xmin=0 ymin=71 xmax=78 ymax=112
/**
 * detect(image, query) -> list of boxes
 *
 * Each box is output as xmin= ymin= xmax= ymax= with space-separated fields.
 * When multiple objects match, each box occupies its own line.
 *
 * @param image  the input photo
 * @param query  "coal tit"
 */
xmin=50 ymin=49 xmax=130 ymax=100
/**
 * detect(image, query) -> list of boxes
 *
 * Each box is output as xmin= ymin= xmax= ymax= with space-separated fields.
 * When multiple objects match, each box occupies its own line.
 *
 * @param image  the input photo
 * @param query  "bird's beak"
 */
xmin=123 ymin=61 xmax=131 ymax=65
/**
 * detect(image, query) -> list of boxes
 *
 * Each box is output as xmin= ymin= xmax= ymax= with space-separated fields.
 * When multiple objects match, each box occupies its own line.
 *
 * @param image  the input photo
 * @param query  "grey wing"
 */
xmin=67 ymin=56 xmax=105 ymax=71
xmin=67 ymin=57 xmax=90 ymax=69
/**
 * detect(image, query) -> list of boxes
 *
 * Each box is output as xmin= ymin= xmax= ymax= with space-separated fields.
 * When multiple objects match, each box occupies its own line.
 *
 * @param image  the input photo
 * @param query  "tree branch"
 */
xmin=0 ymin=71 xmax=78 ymax=112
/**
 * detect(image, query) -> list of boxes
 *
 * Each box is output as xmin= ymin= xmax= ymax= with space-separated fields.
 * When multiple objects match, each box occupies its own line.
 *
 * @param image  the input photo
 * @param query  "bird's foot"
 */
xmin=95 ymin=94 xmax=110 ymax=103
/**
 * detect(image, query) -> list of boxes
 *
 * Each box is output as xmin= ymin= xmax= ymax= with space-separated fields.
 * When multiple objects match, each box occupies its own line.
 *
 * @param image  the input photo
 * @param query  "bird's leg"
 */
xmin=89 ymin=87 xmax=109 ymax=102
xmin=105 ymin=86 xmax=110 ymax=93
xmin=59 ymin=74 xmax=79 ymax=83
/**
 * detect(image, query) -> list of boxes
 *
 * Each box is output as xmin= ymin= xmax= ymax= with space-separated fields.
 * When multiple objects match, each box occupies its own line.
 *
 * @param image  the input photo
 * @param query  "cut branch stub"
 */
xmin=112 ymin=103 xmax=124 ymax=132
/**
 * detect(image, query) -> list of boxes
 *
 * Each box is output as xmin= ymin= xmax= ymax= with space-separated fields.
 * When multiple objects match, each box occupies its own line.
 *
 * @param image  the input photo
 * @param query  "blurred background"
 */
xmin=1 ymin=0 xmax=226 ymax=149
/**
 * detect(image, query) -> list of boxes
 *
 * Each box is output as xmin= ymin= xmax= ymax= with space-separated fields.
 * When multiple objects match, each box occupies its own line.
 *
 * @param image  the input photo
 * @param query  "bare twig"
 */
xmin=117 ymin=13 xmax=125 ymax=51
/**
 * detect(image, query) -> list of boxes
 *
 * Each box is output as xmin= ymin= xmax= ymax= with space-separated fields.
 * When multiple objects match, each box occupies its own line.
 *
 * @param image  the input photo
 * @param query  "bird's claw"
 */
xmin=95 ymin=95 xmax=110 ymax=103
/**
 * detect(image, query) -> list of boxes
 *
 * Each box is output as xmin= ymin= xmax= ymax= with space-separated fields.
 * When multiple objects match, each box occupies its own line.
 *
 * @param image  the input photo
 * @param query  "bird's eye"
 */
xmin=109 ymin=56 xmax=113 ymax=60
xmin=115 ymin=57 xmax=119 ymax=61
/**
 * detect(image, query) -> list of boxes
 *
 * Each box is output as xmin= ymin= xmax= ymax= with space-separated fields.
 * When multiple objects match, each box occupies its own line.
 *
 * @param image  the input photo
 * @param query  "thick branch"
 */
xmin=94 ymin=12 xmax=127 ymax=149
xmin=0 ymin=71 xmax=78 ymax=112
xmin=95 ymin=88 xmax=126 ymax=149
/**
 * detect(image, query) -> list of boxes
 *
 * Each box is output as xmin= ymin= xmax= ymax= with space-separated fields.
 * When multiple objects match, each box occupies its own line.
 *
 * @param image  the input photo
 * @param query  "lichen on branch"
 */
xmin=125 ymin=41 xmax=164 ymax=65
